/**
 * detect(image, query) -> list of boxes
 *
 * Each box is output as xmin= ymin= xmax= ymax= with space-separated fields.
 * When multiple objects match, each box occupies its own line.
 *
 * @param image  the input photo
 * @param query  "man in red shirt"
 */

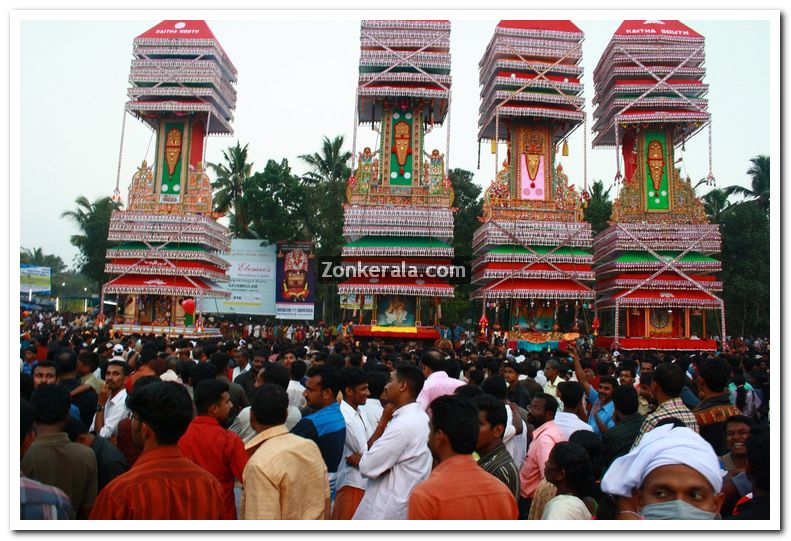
xmin=408 ymin=394 xmax=518 ymax=520
xmin=89 ymin=381 xmax=224 ymax=520
xmin=178 ymin=379 xmax=248 ymax=519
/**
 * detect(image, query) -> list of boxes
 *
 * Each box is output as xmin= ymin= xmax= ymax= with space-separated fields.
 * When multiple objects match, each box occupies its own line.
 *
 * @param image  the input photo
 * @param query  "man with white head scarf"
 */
xmin=601 ymin=423 xmax=726 ymax=520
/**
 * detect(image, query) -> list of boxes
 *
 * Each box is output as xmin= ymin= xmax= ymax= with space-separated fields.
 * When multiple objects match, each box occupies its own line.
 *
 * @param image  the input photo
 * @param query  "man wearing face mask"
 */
xmin=600 ymin=423 xmax=726 ymax=520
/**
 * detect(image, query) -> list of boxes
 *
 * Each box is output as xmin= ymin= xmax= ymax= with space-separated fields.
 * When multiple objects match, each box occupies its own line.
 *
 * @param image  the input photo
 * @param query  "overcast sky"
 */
xmin=16 ymin=12 xmax=774 ymax=267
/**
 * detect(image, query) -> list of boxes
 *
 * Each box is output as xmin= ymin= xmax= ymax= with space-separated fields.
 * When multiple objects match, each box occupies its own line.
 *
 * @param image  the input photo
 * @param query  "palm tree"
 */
xmin=723 ymin=155 xmax=770 ymax=212
xmin=700 ymin=188 xmax=731 ymax=224
xmin=299 ymin=136 xmax=352 ymax=255
xmin=20 ymin=247 xmax=67 ymax=274
xmin=299 ymin=135 xmax=352 ymax=185
xmin=60 ymin=196 xmax=122 ymax=284
xmin=208 ymin=142 xmax=254 ymax=238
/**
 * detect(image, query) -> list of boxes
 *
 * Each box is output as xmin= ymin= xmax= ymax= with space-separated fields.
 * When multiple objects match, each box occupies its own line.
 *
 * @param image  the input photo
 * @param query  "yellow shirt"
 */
xmin=81 ymin=373 xmax=104 ymax=395
xmin=241 ymin=425 xmax=329 ymax=520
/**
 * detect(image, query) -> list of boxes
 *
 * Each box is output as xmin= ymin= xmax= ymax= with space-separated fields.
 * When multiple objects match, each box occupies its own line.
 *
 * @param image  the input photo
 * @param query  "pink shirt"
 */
xmin=416 ymin=371 xmax=465 ymax=413
xmin=519 ymin=420 xmax=567 ymax=499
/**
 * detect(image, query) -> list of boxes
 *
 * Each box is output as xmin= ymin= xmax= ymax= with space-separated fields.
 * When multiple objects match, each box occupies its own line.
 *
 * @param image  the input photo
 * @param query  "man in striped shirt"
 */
xmin=473 ymin=394 xmax=520 ymax=501
xmin=632 ymin=362 xmax=700 ymax=449
xmin=89 ymin=381 xmax=224 ymax=520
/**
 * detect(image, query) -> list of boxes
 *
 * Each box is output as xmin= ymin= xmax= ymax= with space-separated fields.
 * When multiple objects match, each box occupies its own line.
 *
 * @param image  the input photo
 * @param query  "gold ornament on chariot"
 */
xmin=393 ymin=121 xmax=411 ymax=175
xmin=647 ymin=140 xmax=665 ymax=191
xmin=165 ymin=128 xmax=182 ymax=176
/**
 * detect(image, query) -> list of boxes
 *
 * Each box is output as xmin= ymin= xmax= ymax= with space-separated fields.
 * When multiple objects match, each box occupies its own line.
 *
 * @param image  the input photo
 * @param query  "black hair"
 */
xmin=468 ymin=369 xmax=485 ymax=386
xmin=550 ymin=441 xmax=594 ymax=497
xmin=20 ymin=373 xmax=33 ymax=401
xmin=138 ymin=347 xmax=157 ymax=365
xmin=77 ymin=350 xmax=100 ymax=372
xmin=326 ymin=353 xmax=345 ymax=370
xmin=394 ymin=363 xmax=426 ymax=399
xmin=532 ymin=392 xmax=560 ymax=416
xmin=262 ymin=362 xmax=290 ymax=390
xmin=290 ymin=359 xmax=307 ymax=381
xmin=430 ymin=394 xmax=479 ymax=455
xmin=133 ymin=375 xmax=161 ymax=391
xmin=612 ymin=383 xmax=639 ymax=416
xmin=194 ymin=379 xmax=230 ymax=415
xmin=569 ymin=430 xmax=604 ymax=482
xmin=30 ymin=384 xmax=71 ymax=425
xmin=306 ymin=365 xmax=342 ymax=396
xmin=236 ymin=349 xmax=249 ymax=360
xmin=176 ymin=360 xmax=194 ymax=383
xmin=746 ymin=426 xmax=769 ymax=492
xmin=64 ymin=416 xmax=89 ymax=441
xmin=558 ymin=381 xmax=585 ymax=410
xmin=445 ymin=359 xmax=462 ymax=380
xmin=125 ymin=381 xmax=194 ymax=445
xmin=639 ymin=372 xmax=653 ymax=387
xmin=596 ymin=362 xmax=610 ymax=376
xmin=724 ymin=415 xmax=755 ymax=430
xmin=698 ymin=358 xmax=731 ymax=393
xmin=454 ymin=384 xmax=483 ymax=399
xmin=190 ymin=363 xmax=218 ymax=387
xmin=653 ymin=362 xmax=686 ymax=397
xmin=250 ymin=383 xmax=289 ymax=426
xmin=420 ymin=349 xmax=447 ymax=373
xmin=21 ymin=399 xmax=34 ymax=441
xmin=366 ymin=371 xmax=388 ymax=400
xmin=481 ymin=375 xmax=508 ymax=400
xmin=209 ymin=352 xmax=230 ymax=373
xmin=473 ymin=394 xmax=507 ymax=431
xmin=619 ymin=365 xmax=636 ymax=378
xmin=340 ymin=367 xmax=368 ymax=393
xmin=599 ymin=375 xmax=619 ymax=388
xmin=107 ymin=359 xmax=130 ymax=375
xmin=54 ymin=349 xmax=77 ymax=374
xmin=252 ymin=349 xmax=269 ymax=360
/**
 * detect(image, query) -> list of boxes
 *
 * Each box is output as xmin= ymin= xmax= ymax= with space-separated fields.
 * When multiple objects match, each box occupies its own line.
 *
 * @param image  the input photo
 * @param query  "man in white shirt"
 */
xmin=333 ymin=367 xmax=373 ymax=519
xmin=353 ymin=364 xmax=432 ymax=520
xmin=231 ymin=349 xmax=251 ymax=381
xmin=542 ymin=359 xmax=563 ymax=400
xmin=286 ymin=360 xmax=307 ymax=410
xmin=554 ymin=381 xmax=594 ymax=438
xmin=359 ymin=371 xmax=387 ymax=429
xmin=415 ymin=349 xmax=464 ymax=412
xmin=90 ymin=360 xmax=129 ymax=439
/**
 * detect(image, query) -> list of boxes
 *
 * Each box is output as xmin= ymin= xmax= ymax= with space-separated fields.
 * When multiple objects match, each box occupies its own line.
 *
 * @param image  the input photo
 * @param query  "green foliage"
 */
xmin=448 ymin=168 xmax=483 ymax=260
xmin=20 ymin=247 xmax=67 ymax=274
xmin=723 ymin=154 xmax=770 ymax=212
xmin=208 ymin=142 xmax=254 ymax=238
xmin=700 ymin=188 xmax=731 ymax=224
xmin=245 ymin=159 xmax=310 ymax=243
xmin=299 ymin=135 xmax=352 ymax=256
xmin=51 ymin=270 xmax=98 ymax=298
xmin=719 ymin=201 xmax=770 ymax=337
xmin=583 ymin=180 xmax=613 ymax=236
xmin=60 ymin=196 xmax=121 ymax=285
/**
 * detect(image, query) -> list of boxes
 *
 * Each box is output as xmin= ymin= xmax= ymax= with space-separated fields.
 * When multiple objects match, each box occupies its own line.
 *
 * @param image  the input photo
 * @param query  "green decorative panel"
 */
xmin=644 ymin=130 xmax=670 ymax=211
xmin=158 ymin=122 xmax=185 ymax=204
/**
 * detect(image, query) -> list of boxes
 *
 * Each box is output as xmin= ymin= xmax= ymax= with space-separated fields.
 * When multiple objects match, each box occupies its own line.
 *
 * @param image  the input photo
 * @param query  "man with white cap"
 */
xmin=601 ymin=423 xmax=726 ymax=520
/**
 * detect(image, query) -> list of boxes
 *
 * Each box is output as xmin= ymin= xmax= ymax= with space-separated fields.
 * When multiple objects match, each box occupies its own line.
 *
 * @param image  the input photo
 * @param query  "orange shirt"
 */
xmin=408 ymin=454 xmax=519 ymax=520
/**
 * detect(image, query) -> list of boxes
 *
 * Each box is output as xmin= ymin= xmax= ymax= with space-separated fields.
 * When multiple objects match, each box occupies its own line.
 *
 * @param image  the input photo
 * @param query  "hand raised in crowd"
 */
xmin=98 ymin=383 xmax=110 ymax=407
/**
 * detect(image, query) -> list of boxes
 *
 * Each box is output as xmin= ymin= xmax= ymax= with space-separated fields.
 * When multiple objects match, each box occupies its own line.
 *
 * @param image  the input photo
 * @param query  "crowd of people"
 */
xmin=19 ymin=310 xmax=771 ymax=521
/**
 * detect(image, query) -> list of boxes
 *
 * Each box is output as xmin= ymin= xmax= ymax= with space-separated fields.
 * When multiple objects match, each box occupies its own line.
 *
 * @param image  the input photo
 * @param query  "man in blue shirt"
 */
xmin=570 ymin=346 xmax=617 ymax=438
xmin=291 ymin=365 xmax=346 ymax=499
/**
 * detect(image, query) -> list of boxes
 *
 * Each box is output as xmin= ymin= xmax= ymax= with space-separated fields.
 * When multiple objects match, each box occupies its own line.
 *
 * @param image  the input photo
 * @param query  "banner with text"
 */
xmin=20 ymin=265 xmax=51 ymax=294
xmin=203 ymin=239 xmax=276 ymax=316
xmin=275 ymin=241 xmax=315 ymax=320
